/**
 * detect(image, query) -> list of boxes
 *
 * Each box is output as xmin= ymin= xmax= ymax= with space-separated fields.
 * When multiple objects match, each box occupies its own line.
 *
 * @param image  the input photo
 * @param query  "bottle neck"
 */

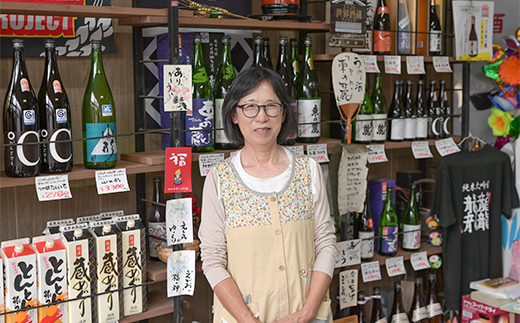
xmin=12 ymin=48 xmax=27 ymax=80
xmin=90 ymin=48 xmax=106 ymax=77
xmin=278 ymin=42 xmax=289 ymax=65
xmin=44 ymin=47 xmax=59 ymax=81
xmin=428 ymin=279 xmax=438 ymax=302
xmin=303 ymin=44 xmax=313 ymax=69
xmin=393 ymin=83 xmax=401 ymax=102
xmin=153 ymin=180 xmax=164 ymax=203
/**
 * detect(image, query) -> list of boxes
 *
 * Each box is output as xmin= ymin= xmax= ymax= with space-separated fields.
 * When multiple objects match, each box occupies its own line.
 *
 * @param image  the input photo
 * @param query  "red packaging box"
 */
xmin=462 ymin=295 xmax=510 ymax=323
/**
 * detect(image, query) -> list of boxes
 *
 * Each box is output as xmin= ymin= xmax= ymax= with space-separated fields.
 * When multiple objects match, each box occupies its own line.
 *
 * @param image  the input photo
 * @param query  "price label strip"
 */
xmin=361 ymin=261 xmax=382 ymax=283
xmin=410 ymin=251 xmax=432 ymax=271
xmin=335 ymin=240 xmax=361 ymax=268
xmin=199 ymin=153 xmax=225 ymax=177
xmin=286 ymin=145 xmax=304 ymax=155
xmin=433 ymin=56 xmax=453 ymax=73
xmin=361 ymin=55 xmax=381 ymax=73
xmin=411 ymin=141 xmax=433 ymax=159
xmin=367 ymin=144 xmax=388 ymax=163
xmin=384 ymin=56 xmax=401 ymax=74
xmin=385 ymin=256 xmax=406 ymax=277
xmin=95 ymin=168 xmax=130 ymax=195
xmin=306 ymin=144 xmax=329 ymax=163
xmin=35 ymin=175 xmax=72 ymax=201
xmin=406 ymin=56 xmax=426 ymax=74
xmin=435 ymin=137 xmax=461 ymax=157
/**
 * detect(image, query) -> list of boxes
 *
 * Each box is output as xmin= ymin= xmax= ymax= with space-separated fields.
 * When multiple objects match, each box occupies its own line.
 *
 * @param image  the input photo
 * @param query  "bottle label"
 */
xmin=23 ymin=110 xmax=36 ymax=126
xmin=52 ymin=80 xmax=63 ymax=94
xmin=359 ymin=231 xmax=374 ymax=259
xmin=376 ymin=318 xmax=388 ymax=323
xmin=431 ymin=117 xmax=443 ymax=137
xmin=215 ymin=98 xmax=231 ymax=144
xmin=372 ymin=114 xmax=387 ymax=141
xmin=427 ymin=303 xmax=443 ymax=318
xmin=307 ymin=57 xmax=315 ymax=70
xmin=390 ymin=119 xmax=405 ymax=140
xmin=429 ymin=30 xmax=441 ymax=53
xmin=186 ymin=98 xmax=214 ymax=147
xmin=20 ymin=78 xmax=30 ymax=92
xmin=404 ymin=118 xmax=416 ymax=140
xmin=56 ymin=108 xmax=68 ymax=124
xmin=378 ymin=6 xmax=389 ymax=14
xmin=102 ymin=104 xmax=113 ymax=117
xmin=5 ymin=130 xmax=40 ymax=167
xmin=355 ymin=115 xmax=373 ymax=142
xmin=374 ymin=31 xmax=391 ymax=53
xmin=381 ymin=226 xmax=398 ymax=254
xmin=416 ymin=117 xmax=428 ymax=139
xmin=297 ymin=99 xmax=321 ymax=138
xmin=468 ymin=41 xmax=478 ymax=56
xmin=412 ymin=307 xmax=429 ymax=322
xmin=403 ymin=224 xmax=421 ymax=249
xmin=392 ymin=313 xmax=408 ymax=323
xmin=443 ymin=116 xmax=451 ymax=136
xmin=85 ymin=122 xmax=117 ymax=163
xmin=148 ymin=222 xmax=166 ymax=258
xmin=42 ymin=128 xmax=72 ymax=164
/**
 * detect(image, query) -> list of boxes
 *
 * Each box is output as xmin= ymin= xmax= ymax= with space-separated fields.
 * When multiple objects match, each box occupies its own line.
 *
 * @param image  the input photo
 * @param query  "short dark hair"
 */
xmin=222 ymin=67 xmax=297 ymax=146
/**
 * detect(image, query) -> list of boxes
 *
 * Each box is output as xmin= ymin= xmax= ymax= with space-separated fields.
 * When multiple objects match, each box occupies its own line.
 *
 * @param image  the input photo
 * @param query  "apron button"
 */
xmin=279 ymin=265 xmax=285 ymax=271
xmin=270 ymin=196 xmax=277 ymax=202
xmin=275 ymin=229 xmax=281 ymax=235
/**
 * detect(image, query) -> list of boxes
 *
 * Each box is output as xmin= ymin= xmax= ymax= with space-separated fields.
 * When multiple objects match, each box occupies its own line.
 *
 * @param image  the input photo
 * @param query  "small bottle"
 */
xmin=426 ymin=274 xmax=444 ymax=323
xmin=468 ymin=16 xmax=479 ymax=57
xmin=388 ymin=80 xmax=405 ymax=142
xmin=397 ymin=0 xmax=411 ymax=55
xmin=409 ymin=277 xmax=429 ymax=323
xmin=415 ymin=80 xmax=428 ymax=140
xmin=379 ymin=186 xmax=398 ymax=257
xmin=355 ymin=79 xmax=373 ymax=144
xmin=402 ymin=184 xmax=421 ymax=252
xmin=390 ymin=282 xmax=409 ymax=323
xmin=73 ymin=228 xmax=84 ymax=241
xmin=102 ymin=224 xmax=112 ymax=235
xmin=404 ymin=80 xmax=417 ymax=141
xmin=355 ymin=188 xmax=374 ymax=261
xmin=262 ymin=37 xmax=273 ymax=70
xmin=290 ymin=38 xmax=300 ymax=84
xmin=427 ymin=80 xmax=440 ymax=139
xmin=356 ymin=291 xmax=369 ymax=323
xmin=253 ymin=36 xmax=264 ymax=67
xmin=429 ymin=0 xmax=442 ymax=56
xmin=371 ymin=74 xmax=387 ymax=143
xmin=439 ymin=80 xmax=451 ymax=138
xmin=148 ymin=177 xmax=166 ymax=261
xmin=277 ymin=36 xmax=296 ymax=145
xmin=369 ymin=287 xmax=387 ymax=323
xmin=373 ymin=0 xmax=391 ymax=55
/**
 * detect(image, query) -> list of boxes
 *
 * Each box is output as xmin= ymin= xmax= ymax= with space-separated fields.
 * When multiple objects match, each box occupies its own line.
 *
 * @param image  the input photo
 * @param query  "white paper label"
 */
xmin=433 ymin=56 xmax=453 ymax=73
xmin=95 ymin=168 xmax=130 ymax=194
xmin=199 ymin=153 xmax=225 ymax=177
xmin=410 ymin=251 xmax=431 ymax=271
xmin=339 ymin=270 xmax=358 ymax=310
xmin=385 ymin=256 xmax=406 ymax=277
xmin=336 ymin=239 xmax=361 ymax=268
xmin=435 ymin=137 xmax=461 ymax=156
xmin=286 ymin=145 xmax=304 ymax=155
xmin=406 ymin=56 xmax=426 ymax=74
xmin=372 ymin=114 xmax=387 ymax=142
xmin=167 ymin=250 xmax=196 ymax=297
xmin=306 ymin=144 xmax=329 ymax=163
xmin=166 ymin=198 xmax=194 ymax=246
xmin=361 ymin=261 xmax=382 ymax=282
xmin=416 ymin=117 xmax=428 ymax=139
xmin=404 ymin=118 xmax=416 ymax=139
xmin=359 ymin=231 xmax=374 ymax=259
xmin=411 ymin=141 xmax=433 ymax=159
xmin=429 ymin=30 xmax=442 ymax=53
xmin=164 ymin=64 xmax=192 ymax=112
xmin=35 ymin=175 xmax=72 ymax=201
xmin=367 ymin=144 xmax=388 ymax=164
xmin=297 ymin=99 xmax=321 ymax=138
xmin=390 ymin=119 xmax=405 ymax=140
xmin=384 ymin=56 xmax=401 ymax=74
xmin=355 ymin=115 xmax=373 ymax=142
xmin=361 ymin=55 xmax=381 ymax=73
xmin=402 ymin=224 xmax=421 ymax=250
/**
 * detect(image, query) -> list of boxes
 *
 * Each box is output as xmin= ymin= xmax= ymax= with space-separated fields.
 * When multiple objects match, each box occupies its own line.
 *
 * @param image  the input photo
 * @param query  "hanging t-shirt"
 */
xmin=431 ymin=145 xmax=519 ymax=311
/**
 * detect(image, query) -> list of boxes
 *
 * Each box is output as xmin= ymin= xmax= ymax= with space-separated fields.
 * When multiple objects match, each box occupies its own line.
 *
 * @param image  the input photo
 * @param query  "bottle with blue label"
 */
xmin=82 ymin=40 xmax=117 ymax=169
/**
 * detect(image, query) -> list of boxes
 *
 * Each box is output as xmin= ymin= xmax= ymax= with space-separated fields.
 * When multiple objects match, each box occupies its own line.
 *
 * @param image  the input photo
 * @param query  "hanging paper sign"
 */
xmin=167 ymin=250 xmax=196 ymax=297
xmin=385 ymin=256 xmax=406 ymax=277
xmin=95 ymin=168 xmax=130 ymax=194
xmin=166 ymin=198 xmax=194 ymax=246
xmin=165 ymin=147 xmax=192 ymax=193
xmin=384 ymin=56 xmax=401 ymax=74
xmin=337 ymin=145 xmax=369 ymax=214
xmin=410 ymin=251 xmax=432 ymax=271
xmin=367 ymin=144 xmax=388 ymax=163
xmin=339 ymin=270 xmax=358 ymax=310
xmin=306 ymin=144 xmax=330 ymax=163
xmin=35 ymin=175 xmax=72 ymax=201
xmin=361 ymin=261 xmax=382 ymax=282
xmin=406 ymin=56 xmax=426 ymax=74
xmin=336 ymin=239 xmax=361 ymax=268
xmin=453 ymin=1 xmax=494 ymax=61
xmin=163 ymin=65 xmax=192 ymax=112
xmin=286 ymin=145 xmax=304 ymax=155
xmin=199 ymin=153 xmax=225 ymax=177
xmin=411 ymin=141 xmax=434 ymax=159
xmin=360 ymin=55 xmax=380 ymax=73
xmin=435 ymin=137 xmax=461 ymax=157
xmin=433 ymin=57 xmax=453 ymax=73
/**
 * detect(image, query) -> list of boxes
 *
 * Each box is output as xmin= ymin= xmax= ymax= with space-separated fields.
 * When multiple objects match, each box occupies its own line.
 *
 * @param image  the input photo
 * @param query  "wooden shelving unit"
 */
xmin=119 ymin=290 xmax=174 ymax=323
xmin=313 ymin=54 xmax=458 ymax=62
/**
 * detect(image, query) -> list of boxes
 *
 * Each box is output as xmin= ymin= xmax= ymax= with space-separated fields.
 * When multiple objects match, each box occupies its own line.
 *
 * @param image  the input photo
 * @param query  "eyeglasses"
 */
xmin=236 ymin=102 xmax=283 ymax=118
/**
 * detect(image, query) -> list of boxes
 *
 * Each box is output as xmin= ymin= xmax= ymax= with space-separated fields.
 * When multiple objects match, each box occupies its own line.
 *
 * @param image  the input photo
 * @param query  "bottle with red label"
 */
xmin=373 ymin=0 xmax=392 ymax=55
xmin=355 ymin=187 xmax=374 ymax=261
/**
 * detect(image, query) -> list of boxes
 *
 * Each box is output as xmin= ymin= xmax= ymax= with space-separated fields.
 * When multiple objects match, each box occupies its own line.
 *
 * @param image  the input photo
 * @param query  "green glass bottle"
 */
xmin=290 ymin=38 xmax=299 ymax=84
xmin=296 ymin=37 xmax=320 ymax=143
xmin=402 ymin=184 xmax=421 ymax=252
xmin=379 ymin=186 xmax=398 ymax=256
xmin=82 ymin=40 xmax=117 ymax=169
xmin=187 ymin=35 xmax=214 ymax=152
xmin=214 ymin=35 xmax=238 ymax=150
xmin=371 ymin=73 xmax=387 ymax=143
xmin=354 ymin=79 xmax=373 ymax=144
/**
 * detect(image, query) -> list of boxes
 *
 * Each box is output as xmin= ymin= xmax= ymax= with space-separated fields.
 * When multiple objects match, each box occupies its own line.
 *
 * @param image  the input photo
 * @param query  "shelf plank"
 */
xmin=119 ymin=290 xmax=173 ymax=323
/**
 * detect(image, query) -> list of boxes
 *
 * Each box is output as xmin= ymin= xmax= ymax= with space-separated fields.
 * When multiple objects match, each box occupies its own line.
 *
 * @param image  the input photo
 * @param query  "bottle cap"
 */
xmin=304 ymin=37 xmax=312 ymax=44
xmin=91 ymin=40 xmax=101 ymax=49
xmin=290 ymin=38 xmax=297 ymax=44
xmin=194 ymin=35 xmax=201 ymax=43
xmin=45 ymin=240 xmax=55 ymax=249
xmin=14 ymin=244 xmax=24 ymax=254
xmin=102 ymin=224 xmax=112 ymax=234
xmin=222 ymin=35 xmax=231 ymax=43
xmin=263 ymin=37 xmax=270 ymax=44
xmin=59 ymin=224 xmax=67 ymax=232
xmin=279 ymin=36 xmax=287 ymax=43
xmin=45 ymin=39 xmax=55 ymax=48
xmin=74 ymin=228 xmax=83 ymax=238
xmin=127 ymin=219 xmax=135 ymax=229
xmin=153 ymin=177 xmax=162 ymax=182
xmin=373 ymin=286 xmax=381 ymax=295
xmin=394 ymin=281 xmax=401 ymax=290
xmin=12 ymin=39 xmax=24 ymax=48
xmin=414 ymin=276 xmax=423 ymax=284
xmin=254 ymin=36 xmax=263 ymax=44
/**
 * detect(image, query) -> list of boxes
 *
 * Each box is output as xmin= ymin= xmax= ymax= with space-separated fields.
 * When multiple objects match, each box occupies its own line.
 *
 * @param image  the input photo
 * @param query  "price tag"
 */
xmin=306 ymin=144 xmax=329 ymax=163
xmin=410 ymin=251 xmax=431 ymax=271
xmin=361 ymin=261 xmax=382 ymax=282
xmin=286 ymin=145 xmax=304 ymax=155
xmin=411 ymin=141 xmax=434 ymax=159
xmin=35 ymin=175 xmax=72 ymax=201
xmin=360 ymin=55 xmax=380 ymax=73
xmin=95 ymin=168 xmax=130 ymax=194
xmin=384 ymin=56 xmax=401 ymax=74
xmin=199 ymin=153 xmax=225 ymax=177
xmin=336 ymin=240 xmax=361 ymax=268
xmin=406 ymin=56 xmax=426 ymax=74
xmin=433 ymin=56 xmax=453 ymax=73
xmin=385 ymin=256 xmax=406 ymax=277
xmin=366 ymin=145 xmax=388 ymax=163
xmin=435 ymin=137 xmax=461 ymax=157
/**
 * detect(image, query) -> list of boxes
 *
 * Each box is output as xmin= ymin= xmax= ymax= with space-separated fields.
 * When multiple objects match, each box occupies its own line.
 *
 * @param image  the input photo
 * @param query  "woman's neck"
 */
xmin=240 ymin=145 xmax=289 ymax=178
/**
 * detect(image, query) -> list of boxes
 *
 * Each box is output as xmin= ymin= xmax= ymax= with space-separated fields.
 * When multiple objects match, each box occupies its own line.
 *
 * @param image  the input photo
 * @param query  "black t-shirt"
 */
xmin=431 ymin=145 xmax=519 ymax=311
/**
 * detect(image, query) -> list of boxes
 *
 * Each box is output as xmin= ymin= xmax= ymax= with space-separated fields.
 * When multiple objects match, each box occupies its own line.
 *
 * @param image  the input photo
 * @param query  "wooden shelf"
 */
xmin=147 ymin=260 xmax=202 ymax=282
xmin=119 ymin=290 xmax=173 ymax=323
xmin=313 ymin=54 xmax=457 ymax=62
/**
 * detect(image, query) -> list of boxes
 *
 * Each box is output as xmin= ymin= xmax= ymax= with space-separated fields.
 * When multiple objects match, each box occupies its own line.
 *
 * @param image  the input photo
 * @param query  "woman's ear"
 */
xmin=232 ymin=110 xmax=238 ymax=124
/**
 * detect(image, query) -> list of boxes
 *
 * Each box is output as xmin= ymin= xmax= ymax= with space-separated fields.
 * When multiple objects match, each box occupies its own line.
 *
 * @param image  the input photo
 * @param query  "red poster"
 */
xmin=164 ymin=147 xmax=192 ymax=193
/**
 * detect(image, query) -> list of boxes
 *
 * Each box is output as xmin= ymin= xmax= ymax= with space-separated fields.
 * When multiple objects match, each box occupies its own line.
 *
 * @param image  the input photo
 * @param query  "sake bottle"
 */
xmin=468 ymin=16 xmax=479 ymax=57
xmin=262 ymin=37 xmax=274 ymax=70
xmin=214 ymin=35 xmax=238 ymax=150
xmin=3 ymin=39 xmax=40 ymax=177
xmin=296 ymin=37 xmax=321 ymax=143
xmin=356 ymin=291 xmax=369 ymax=323
xmin=356 ymin=187 xmax=374 ymax=261
xmin=253 ymin=36 xmax=264 ymax=67
xmin=373 ymin=0 xmax=391 ymax=55
xmin=148 ymin=177 xmax=166 ymax=261
xmin=388 ymin=80 xmax=405 ymax=142
xmin=277 ymin=36 xmax=296 ymax=145
xmin=429 ymin=0 xmax=442 ymax=56
xmin=427 ymin=80 xmax=440 ymax=139
xmin=415 ymin=80 xmax=428 ymax=140
xmin=188 ymin=35 xmax=214 ymax=152
xmin=371 ymin=73 xmax=387 ymax=143
xmin=290 ymin=38 xmax=300 ymax=84
xmin=82 ymin=40 xmax=117 ymax=169
xmin=355 ymin=79 xmax=373 ymax=144
xmin=369 ymin=287 xmax=387 ymax=323
xmin=390 ymin=282 xmax=409 ymax=323
xmin=397 ymin=0 xmax=411 ymax=55
xmin=404 ymin=80 xmax=417 ymax=141
xmin=426 ymin=274 xmax=444 ymax=323
xmin=379 ymin=186 xmax=398 ymax=257
xmin=439 ymin=80 xmax=451 ymax=138
xmin=402 ymin=184 xmax=421 ymax=251
xmin=38 ymin=39 xmax=73 ymax=173
xmin=409 ymin=277 xmax=429 ymax=323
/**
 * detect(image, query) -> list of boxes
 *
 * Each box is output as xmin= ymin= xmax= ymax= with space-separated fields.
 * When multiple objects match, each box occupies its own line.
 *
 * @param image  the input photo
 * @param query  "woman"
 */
xmin=199 ymin=67 xmax=337 ymax=323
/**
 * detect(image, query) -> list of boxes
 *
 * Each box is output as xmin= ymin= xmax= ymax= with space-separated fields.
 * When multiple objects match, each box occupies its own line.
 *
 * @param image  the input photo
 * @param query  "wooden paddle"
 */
xmin=331 ymin=53 xmax=366 ymax=144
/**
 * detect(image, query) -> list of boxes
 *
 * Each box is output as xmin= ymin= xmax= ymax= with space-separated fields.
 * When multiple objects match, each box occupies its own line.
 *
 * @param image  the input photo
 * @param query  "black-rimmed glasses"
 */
xmin=236 ymin=103 xmax=283 ymax=118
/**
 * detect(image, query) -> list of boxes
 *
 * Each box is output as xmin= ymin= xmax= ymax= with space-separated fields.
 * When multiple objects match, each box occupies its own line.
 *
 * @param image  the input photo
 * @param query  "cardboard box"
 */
xmin=43 ymin=218 xmax=75 ymax=235
xmin=76 ymin=215 xmax=103 ymax=225
xmin=462 ymin=295 xmax=510 ymax=323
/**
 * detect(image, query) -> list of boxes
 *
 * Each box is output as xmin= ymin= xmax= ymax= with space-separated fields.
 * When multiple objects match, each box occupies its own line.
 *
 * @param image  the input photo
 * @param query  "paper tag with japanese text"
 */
xmin=361 ymin=261 xmax=382 ymax=282
xmin=384 ymin=56 xmax=401 ymax=74
xmin=166 ymin=198 xmax=194 ymax=246
xmin=411 ymin=141 xmax=434 ymax=159
xmin=95 ymin=168 xmax=130 ymax=195
xmin=361 ymin=55 xmax=380 ymax=73
xmin=167 ymin=250 xmax=196 ymax=297
xmin=433 ymin=57 xmax=453 ymax=73
xmin=336 ymin=240 xmax=361 ymax=268
xmin=406 ymin=56 xmax=426 ymax=74
xmin=286 ymin=145 xmax=304 ymax=155
xmin=386 ymin=256 xmax=406 ymax=277
xmin=435 ymin=137 xmax=461 ymax=157
xmin=163 ymin=65 xmax=192 ymax=112
xmin=339 ymin=270 xmax=358 ymax=310
xmin=306 ymin=144 xmax=329 ymax=163
xmin=410 ymin=251 xmax=431 ymax=271
xmin=199 ymin=153 xmax=225 ymax=177
xmin=35 ymin=175 xmax=72 ymax=201
xmin=165 ymin=147 xmax=192 ymax=193
xmin=337 ymin=145 xmax=368 ymax=214
xmin=367 ymin=144 xmax=388 ymax=163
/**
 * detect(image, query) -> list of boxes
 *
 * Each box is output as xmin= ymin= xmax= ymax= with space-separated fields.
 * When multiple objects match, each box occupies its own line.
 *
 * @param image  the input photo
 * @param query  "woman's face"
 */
xmin=232 ymin=80 xmax=286 ymax=148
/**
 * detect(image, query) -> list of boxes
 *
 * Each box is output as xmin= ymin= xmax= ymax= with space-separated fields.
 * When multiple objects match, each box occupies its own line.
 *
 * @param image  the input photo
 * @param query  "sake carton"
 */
xmin=0 ymin=257 xmax=4 ymax=323
xmin=60 ymin=223 xmax=97 ymax=323
xmin=115 ymin=215 xmax=147 ymax=316
xmin=90 ymin=220 xmax=123 ymax=323
xmin=1 ymin=238 xmax=38 ymax=323
xmin=76 ymin=215 xmax=103 ymax=225
xmin=32 ymin=234 xmax=68 ymax=323
xmin=43 ymin=219 xmax=75 ymax=235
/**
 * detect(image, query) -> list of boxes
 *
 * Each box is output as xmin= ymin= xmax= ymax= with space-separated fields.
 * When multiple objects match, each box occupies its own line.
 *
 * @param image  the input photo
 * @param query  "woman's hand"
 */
xmin=272 ymin=308 xmax=313 ymax=323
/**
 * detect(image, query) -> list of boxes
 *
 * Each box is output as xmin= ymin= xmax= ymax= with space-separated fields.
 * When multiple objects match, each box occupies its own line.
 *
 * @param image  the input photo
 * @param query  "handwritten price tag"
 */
xmin=306 ymin=144 xmax=329 ymax=163
xmin=385 ymin=256 xmax=406 ymax=277
xmin=406 ymin=56 xmax=426 ymax=74
xmin=199 ymin=153 xmax=225 ymax=177
xmin=433 ymin=56 xmax=453 ymax=73
xmin=35 ymin=175 xmax=72 ymax=202
xmin=411 ymin=141 xmax=433 ymax=159
xmin=361 ymin=55 xmax=380 ymax=73
xmin=435 ymin=137 xmax=461 ymax=157
xmin=286 ymin=145 xmax=304 ymax=155
xmin=361 ymin=261 xmax=382 ymax=283
xmin=367 ymin=145 xmax=388 ymax=163
xmin=384 ymin=56 xmax=401 ymax=74
xmin=95 ymin=168 xmax=130 ymax=195
xmin=410 ymin=251 xmax=431 ymax=271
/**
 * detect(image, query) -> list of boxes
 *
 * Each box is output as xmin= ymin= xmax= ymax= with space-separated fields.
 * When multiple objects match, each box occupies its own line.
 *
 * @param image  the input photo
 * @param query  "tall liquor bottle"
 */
xmin=388 ymin=80 xmax=404 ymax=141
xmin=429 ymin=0 xmax=442 ymax=56
xmin=355 ymin=188 xmax=374 ymax=261
xmin=82 ymin=40 xmax=117 ymax=169
xmin=404 ymin=80 xmax=417 ymax=141
xmin=409 ymin=277 xmax=429 ymax=323
xmin=390 ymin=282 xmax=410 ymax=323
xmin=3 ymin=39 xmax=40 ymax=177
xmin=427 ymin=80 xmax=440 ymax=139
xmin=148 ymin=177 xmax=166 ymax=261
xmin=38 ymin=39 xmax=73 ymax=173
xmin=262 ymin=37 xmax=274 ymax=70
xmin=397 ymin=0 xmax=411 ymax=55
xmin=468 ymin=16 xmax=479 ymax=57
xmin=439 ymin=80 xmax=451 ymax=138
xmin=369 ymin=287 xmax=387 ymax=323
xmin=402 ymin=184 xmax=421 ymax=252
xmin=214 ymin=35 xmax=238 ymax=150
xmin=415 ymin=80 xmax=428 ymax=140
xmin=379 ymin=186 xmax=398 ymax=257
xmin=373 ymin=0 xmax=391 ymax=55
xmin=371 ymin=73 xmax=387 ymax=143
xmin=426 ymin=274 xmax=445 ymax=323
xmin=277 ymin=36 xmax=296 ymax=145
xmin=290 ymin=38 xmax=300 ymax=84
xmin=296 ymin=37 xmax=321 ymax=143
xmin=253 ymin=36 xmax=264 ymax=67
xmin=354 ymin=79 xmax=373 ymax=144
xmin=188 ymin=35 xmax=214 ymax=152
xmin=356 ymin=291 xmax=369 ymax=323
